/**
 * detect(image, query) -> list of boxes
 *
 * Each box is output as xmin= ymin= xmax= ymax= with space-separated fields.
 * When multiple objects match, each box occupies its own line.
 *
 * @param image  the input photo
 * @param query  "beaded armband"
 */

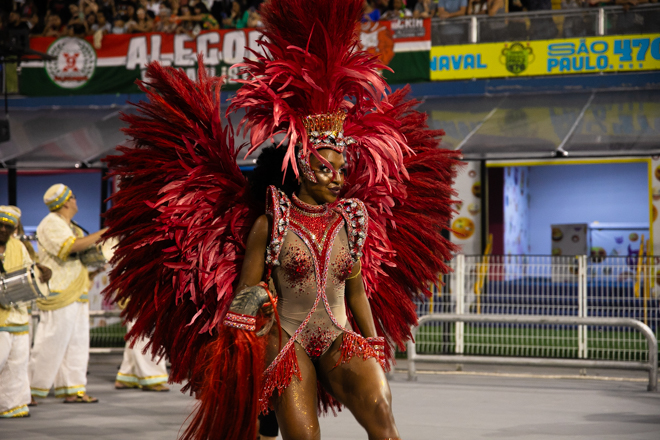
xmin=366 ymin=336 xmax=386 ymax=369
xmin=223 ymin=312 xmax=257 ymax=331
xmin=338 ymin=198 xmax=368 ymax=261
xmin=223 ymin=282 xmax=271 ymax=331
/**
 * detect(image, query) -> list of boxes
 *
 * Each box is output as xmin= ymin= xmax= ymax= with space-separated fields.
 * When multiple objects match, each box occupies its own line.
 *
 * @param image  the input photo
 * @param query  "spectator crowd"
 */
xmin=0 ymin=0 xmax=657 ymax=47
xmin=0 ymin=0 xmax=265 ymax=38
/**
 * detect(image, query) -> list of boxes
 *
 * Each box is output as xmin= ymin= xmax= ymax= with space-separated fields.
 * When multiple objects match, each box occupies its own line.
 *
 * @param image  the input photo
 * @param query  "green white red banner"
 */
xmin=21 ymin=18 xmax=431 ymax=96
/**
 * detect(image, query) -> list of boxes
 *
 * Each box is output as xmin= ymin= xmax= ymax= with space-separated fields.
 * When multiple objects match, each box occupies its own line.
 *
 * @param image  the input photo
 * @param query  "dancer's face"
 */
xmin=299 ymin=149 xmax=346 ymax=205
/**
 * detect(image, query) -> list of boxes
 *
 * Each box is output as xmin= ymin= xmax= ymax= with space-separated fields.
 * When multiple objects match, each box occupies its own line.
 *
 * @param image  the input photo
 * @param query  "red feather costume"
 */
xmin=104 ymin=0 xmax=461 ymax=438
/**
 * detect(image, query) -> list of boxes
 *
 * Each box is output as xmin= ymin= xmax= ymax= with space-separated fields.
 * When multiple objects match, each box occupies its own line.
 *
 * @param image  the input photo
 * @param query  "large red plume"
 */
xmin=228 ymin=0 xmax=408 ymax=183
xmin=344 ymin=86 xmax=463 ymax=358
xmin=104 ymin=57 xmax=263 ymax=439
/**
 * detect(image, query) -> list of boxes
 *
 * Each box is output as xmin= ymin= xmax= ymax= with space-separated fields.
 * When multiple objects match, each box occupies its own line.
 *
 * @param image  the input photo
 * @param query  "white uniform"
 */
xmin=116 ymin=320 xmax=169 ymax=388
xmin=29 ymin=213 xmax=91 ymax=398
xmin=0 ymin=238 xmax=33 ymax=417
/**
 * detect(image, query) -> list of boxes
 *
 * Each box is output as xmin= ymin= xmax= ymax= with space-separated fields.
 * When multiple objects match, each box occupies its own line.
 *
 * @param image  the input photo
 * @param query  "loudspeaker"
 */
xmin=0 ymin=119 xmax=10 ymax=143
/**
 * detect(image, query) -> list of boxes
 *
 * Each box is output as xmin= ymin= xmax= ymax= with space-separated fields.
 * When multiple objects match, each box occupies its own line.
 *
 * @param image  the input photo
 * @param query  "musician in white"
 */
xmin=0 ymin=206 xmax=51 ymax=418
xmin=29 ymin=184 xmax=107 ymax=404
xmin=115 ymin=313 xmax=170 ymax=392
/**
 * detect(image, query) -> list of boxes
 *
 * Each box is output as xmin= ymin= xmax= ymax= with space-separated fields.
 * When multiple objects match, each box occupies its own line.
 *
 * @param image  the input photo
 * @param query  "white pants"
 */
xmin=116 ymin=320 xmax=168 ymax=387
xmin=0 ymin=332 xmax=30 ymax=417
xmin=29 ymin=301 xmax=90 ymax=398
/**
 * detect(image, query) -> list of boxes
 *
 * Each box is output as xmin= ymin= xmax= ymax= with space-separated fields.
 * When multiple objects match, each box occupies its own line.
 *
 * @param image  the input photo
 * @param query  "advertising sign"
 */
xmin=430 ymin=34 xmax=660 ymax=81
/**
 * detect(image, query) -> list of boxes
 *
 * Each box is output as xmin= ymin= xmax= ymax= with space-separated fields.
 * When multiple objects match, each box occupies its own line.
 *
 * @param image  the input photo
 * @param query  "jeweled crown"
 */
xmin=303 ymin=112 xmax=347 ymax=136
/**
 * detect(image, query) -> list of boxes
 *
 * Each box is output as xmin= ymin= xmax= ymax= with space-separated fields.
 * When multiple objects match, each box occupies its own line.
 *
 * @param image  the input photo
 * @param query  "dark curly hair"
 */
xmin=247 ymin=145 xmax=299 ymax=213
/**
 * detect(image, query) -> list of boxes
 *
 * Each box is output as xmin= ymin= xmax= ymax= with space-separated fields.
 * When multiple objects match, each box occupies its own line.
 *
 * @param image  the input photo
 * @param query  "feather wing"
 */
xmin=103 ymin=59 xmax=256 ymax=389
xmin=344 ymin=86 xmax=462 ymax=359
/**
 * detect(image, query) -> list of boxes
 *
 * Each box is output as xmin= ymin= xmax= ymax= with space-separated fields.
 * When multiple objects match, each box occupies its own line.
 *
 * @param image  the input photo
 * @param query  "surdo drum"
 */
xmin=0 ymin=263 xmax=50 ymax=307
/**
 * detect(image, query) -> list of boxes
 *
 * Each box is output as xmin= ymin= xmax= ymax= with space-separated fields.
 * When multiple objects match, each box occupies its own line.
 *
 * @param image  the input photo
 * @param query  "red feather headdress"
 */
xmin=228 ymin=0 xmax=409 ymax=184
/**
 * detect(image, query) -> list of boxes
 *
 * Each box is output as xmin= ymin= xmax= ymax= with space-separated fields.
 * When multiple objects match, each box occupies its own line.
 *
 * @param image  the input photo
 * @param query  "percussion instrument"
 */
xmin=79 ymin=245 xmax=106 ymax=268
xmin=0 ymin=263 xmax=50 ymax=307
xmin=78 ymin=237 xmax=119 ymax=269
xmin=101 ymin=237 xmax=118 ymax=261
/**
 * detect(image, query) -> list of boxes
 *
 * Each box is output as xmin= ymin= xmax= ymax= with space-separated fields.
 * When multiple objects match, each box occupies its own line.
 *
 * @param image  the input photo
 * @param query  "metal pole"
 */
xmin=8 ymin=163 xmax=17 ymax=206
xmin=598 ymin=8 xmax=605 ymax=36
xmin=100 ymin=168 xmax=108 ymax=229
xmin=456 ymin=255 xmax=465 ymax=355
xmin=407 ymin=335 xmax=417 ymax=381
xmin=470 ymin=16 xmax=478 ymax=44
xmin=480 ymin=161 xmax=488 ymax=255
xmin=578 ymin=255 xmax=587 ymax=359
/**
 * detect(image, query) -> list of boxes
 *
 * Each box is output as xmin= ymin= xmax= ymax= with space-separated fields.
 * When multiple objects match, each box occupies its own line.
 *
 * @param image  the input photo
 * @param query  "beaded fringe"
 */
xmin=259 ymin=343 xmax=302 ymax=414
xmin=334 ymin=332 xmax=380 ymax=368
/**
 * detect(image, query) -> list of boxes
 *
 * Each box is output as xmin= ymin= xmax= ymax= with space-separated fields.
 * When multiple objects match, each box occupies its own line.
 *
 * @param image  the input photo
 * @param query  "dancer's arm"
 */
xmin=345 ymin=261 xmax=378 ymax=338
xmin=235 ymin=214 xmax=269 ymax=290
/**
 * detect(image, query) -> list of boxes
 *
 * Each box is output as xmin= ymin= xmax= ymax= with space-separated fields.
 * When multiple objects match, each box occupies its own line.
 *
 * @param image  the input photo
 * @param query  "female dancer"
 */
xmin=231 ymin=143 xmax=399 ymax=439
xmin=104 ymin=1 xmax=459 ymax=439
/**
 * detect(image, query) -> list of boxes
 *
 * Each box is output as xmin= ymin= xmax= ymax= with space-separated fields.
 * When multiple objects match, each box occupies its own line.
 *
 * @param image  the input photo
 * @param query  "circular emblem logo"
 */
xmin=45 ymin=37 xmax=97 ymax=89
xmin=500 ymin=42 xmax=534 ymax=75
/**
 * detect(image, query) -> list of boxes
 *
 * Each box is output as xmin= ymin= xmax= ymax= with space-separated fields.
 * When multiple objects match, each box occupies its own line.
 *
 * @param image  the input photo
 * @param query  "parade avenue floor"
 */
xmin=2 ymin=354 xmax=659 ymax=440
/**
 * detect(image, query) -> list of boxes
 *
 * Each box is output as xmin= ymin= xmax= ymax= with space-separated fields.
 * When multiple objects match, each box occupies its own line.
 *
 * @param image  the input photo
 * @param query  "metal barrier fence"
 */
xmin=408 ymin=314 xmax=658 ymax=391
xmin=415 ymin=255 xmax=658 ymax=364
xmin=431 ymin=4 xmax=660 ymax=45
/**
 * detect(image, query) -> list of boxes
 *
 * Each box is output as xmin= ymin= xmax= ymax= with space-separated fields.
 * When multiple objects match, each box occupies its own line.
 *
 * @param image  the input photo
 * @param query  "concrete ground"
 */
xmin=2 ymin=354 xmax=659 ymax=440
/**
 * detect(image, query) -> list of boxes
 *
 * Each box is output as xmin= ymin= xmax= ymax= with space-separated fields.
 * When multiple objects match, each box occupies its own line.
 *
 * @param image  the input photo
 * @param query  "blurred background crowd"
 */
xmin=1 ymin=0 xmax=655 ymax=39
xmin=0 ymin=0 xmax=265 ymax=39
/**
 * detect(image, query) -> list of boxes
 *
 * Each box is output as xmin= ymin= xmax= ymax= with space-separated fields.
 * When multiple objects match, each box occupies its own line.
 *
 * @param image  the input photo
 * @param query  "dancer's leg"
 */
xmin=317 ymin=334 xmax=400 ymax=440
xmin=265 ymin=330 xmax=320 ymax=440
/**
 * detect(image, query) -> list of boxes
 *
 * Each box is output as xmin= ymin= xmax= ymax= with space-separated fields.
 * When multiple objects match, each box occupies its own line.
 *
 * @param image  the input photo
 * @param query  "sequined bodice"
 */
xmin=272 ymin=195 xmax=354 ymax=358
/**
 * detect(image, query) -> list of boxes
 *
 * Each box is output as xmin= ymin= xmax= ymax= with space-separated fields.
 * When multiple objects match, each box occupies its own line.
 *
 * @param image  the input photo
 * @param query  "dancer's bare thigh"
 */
xmin=265 ymin=328 xmax=320 ymax=440
xmin=316 ymin=334 xmax=399 ymax=439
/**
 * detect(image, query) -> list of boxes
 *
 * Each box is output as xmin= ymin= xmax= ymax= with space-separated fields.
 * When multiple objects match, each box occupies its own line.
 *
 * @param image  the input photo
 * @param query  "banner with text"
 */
xmin=360 ymin=17 xmax=432 ymax=84
xmin=21 ymin=29 xmax=262 ymax=96
xmin=20 ymin=19 xmax=432 ymax=96
xmin=430 ymin=34 xmax=660 ymax=81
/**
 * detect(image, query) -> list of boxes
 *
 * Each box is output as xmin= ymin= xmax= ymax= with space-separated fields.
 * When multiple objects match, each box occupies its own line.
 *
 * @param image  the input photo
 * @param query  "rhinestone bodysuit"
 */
xmin=273 ymin=194 xmax=353 ymax=359
xmin=260 ymin=187 xmax=376 ymax=412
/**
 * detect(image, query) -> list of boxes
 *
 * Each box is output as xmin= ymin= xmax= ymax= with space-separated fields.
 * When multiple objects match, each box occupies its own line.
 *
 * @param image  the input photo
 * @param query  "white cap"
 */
xmin=43 ymin=184 xmax=73 ymax=211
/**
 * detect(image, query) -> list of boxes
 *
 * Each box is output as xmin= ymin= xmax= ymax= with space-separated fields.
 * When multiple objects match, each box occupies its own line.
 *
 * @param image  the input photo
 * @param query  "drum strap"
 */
xmin=70 ymin=220 xmax=90 ymax=236
xmin=67 ymin=220 xmax=88 ymax=260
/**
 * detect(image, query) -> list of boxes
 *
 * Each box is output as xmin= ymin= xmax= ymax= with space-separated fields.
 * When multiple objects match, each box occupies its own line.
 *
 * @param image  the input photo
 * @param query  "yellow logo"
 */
xmin=500 ymin=42 xmax=534 ymax=75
